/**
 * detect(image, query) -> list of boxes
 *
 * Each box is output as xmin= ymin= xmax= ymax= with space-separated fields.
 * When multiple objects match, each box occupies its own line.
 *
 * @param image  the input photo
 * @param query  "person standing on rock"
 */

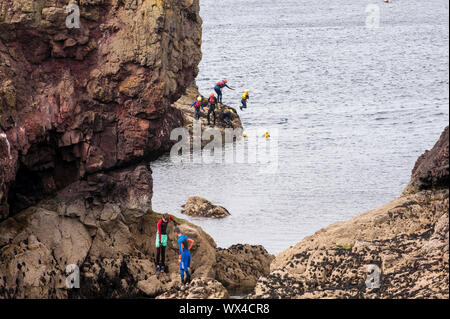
xmin=240 ymin=89 xmax=249 ymax=111
xmin=190 ymin=96 xmax=204 ymax=121
xmin=156 ymin=213 xmax=180 ymax=274
xmin=214 ymin=79 xmax=235 ymax=104
xmin=174 ymin=227 xmax=195 ymax=284
xmin=207 ymin=93 xmax=218 ymax=126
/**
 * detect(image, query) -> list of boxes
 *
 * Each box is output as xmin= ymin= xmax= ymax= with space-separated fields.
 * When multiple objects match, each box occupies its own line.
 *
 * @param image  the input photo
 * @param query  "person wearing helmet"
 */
xmin=240 ymin=89 xmax=250 ymax=111
xmin=207 ymin=93 xmax=218 ymax=126
xmin=190 ymin=96 xmax=204 ymax=121
xmin=214 ymin=79 xmax=235 ymax=104
xmin=221 ymin=107 xmax=234 ymax=128
xmin=155 ymin=213 xmax=180 ymax=274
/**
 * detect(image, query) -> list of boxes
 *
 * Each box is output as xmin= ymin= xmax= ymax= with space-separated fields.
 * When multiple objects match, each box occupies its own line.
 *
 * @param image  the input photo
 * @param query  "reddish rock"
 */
xmin=0 ymin=0 xmax=203 ymax=219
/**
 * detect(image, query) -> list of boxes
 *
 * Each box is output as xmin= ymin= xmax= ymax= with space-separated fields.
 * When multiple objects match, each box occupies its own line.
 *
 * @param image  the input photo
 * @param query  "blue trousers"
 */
xmin=214 ymin=86 xmax=222 ymax=103
xmin=180 ymin=251 xmax=191 ymax=281
xmin=194 ymin=107 xmax=201 ymax=120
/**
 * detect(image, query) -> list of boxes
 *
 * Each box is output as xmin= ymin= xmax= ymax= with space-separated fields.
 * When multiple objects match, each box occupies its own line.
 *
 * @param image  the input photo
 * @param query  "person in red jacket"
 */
xmin=155 ymin=213 xmax=179 ymax=274
xmin=207 ymin=93 xmax=218 ymax=126
xmin=214 ymin=79 xmax=235 ymax=103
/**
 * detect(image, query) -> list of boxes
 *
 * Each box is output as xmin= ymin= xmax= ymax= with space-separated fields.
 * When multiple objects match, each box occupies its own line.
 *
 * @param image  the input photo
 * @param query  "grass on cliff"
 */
xmin=145 ymin=209 xmax=185 ymax=225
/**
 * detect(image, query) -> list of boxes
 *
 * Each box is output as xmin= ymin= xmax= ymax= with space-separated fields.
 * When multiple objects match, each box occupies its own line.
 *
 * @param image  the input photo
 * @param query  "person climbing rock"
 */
xmin=240 ymin=89 xmax=249 ymax=111
xmin=214 ymin=79 xmax=234 ymax=104
xmin=174 ymin=227 xmax=195 ymax=284
xmin=155 ymin=213 xmax=180 ymax=274
xmin=207 ymin=93 xmax=218 ymax=126
xmin=222 ymin=107 xmax=234 ymax=128
xmin=190 ymin=96 xmax=204 ymax=121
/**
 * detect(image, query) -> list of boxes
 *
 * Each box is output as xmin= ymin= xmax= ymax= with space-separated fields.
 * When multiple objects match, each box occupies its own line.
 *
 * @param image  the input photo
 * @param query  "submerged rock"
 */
xmin=248 ymin=126 xmax=449 ymax=299
xmin=182 ymin=196 xmax=231 ymax=218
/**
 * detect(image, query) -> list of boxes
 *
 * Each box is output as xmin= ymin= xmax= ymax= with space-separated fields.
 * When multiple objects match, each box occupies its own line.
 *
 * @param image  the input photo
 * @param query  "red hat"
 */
xmin=224 ymin=79 xmax=228 ymax=83
xmin=210 ymin=93 xmax=215 ymax=97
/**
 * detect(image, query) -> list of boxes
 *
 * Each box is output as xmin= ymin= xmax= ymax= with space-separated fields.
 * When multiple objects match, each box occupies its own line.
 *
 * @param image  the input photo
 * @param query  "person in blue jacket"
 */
xmin=190 ymin=96 xmax=204 ymax=121
xmin=174 ymin=227 xmax=195 ymax=284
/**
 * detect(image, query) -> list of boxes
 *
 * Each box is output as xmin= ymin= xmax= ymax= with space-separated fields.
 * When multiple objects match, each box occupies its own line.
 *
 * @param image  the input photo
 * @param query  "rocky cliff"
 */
xmin=249 ymin=126 xmax=449 ymax=299
xmin=0 ymin=0 xmax=203 ymax=220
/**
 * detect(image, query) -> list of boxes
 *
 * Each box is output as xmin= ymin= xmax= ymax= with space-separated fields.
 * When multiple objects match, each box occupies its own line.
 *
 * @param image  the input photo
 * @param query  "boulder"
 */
xmin=182 ymin=196 xmax=231 ymax=218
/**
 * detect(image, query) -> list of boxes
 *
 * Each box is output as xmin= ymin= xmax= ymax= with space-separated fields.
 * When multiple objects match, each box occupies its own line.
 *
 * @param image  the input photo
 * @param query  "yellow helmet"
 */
xmin=245 ymin=89 xmax=249 ymax=93
xmin=197 ymin=96 xmax=202 ymax=101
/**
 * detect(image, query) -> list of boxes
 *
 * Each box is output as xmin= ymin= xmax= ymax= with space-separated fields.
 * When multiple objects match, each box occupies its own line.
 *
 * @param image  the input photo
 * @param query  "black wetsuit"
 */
xmin=214 ymin=81 xmax=231 ymax=103
xmin=222 ymin=110 xmax=234 ymax=128
xmin=207 ymin=96 xmax=217 ymax=125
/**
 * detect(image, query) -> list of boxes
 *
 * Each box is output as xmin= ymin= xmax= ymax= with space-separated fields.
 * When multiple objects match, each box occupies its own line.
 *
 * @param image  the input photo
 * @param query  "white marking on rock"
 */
xmin=0 ymin=132 xmax=12 ymax=160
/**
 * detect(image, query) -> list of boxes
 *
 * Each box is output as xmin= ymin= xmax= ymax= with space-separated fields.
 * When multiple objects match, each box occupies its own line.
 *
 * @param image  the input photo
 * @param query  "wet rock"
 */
xmin=182 ymin=196 xmax=231 ymax=218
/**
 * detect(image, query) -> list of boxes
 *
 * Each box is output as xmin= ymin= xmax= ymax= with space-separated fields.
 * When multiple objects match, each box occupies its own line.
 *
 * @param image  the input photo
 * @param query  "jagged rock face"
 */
xmin=404 ymin=126 xmax=449 ymax=195
xmin=182 ymin=196 xmax=231 ymax=218
xmin=248 ymin=126 xmax=449 ymax=299
xmin=215 ymin=244 xmax=274 ymax=294
xmin=0 ymin=0 xmax=203 ymax=219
